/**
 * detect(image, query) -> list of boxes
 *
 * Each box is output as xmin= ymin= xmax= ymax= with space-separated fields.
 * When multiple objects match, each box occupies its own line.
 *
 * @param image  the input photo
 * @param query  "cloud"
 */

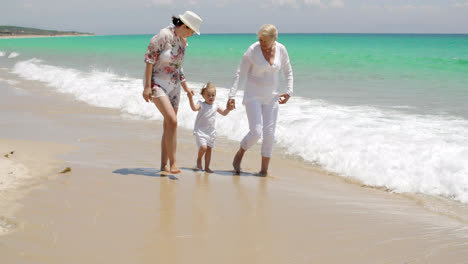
xmin=361 ymin=4 xmax=438 ymax=12
xmin=22 ymin=3 xmax=33 ymax=8
xmin=454 ymin=2 xmax=468 ymax=7
xmin=146 ymin=0 xmax=173 ymax=7
xmin=384 ymin=5 xmax=438 ymax=12
xmin=272 ymin=0 xmax=300 ymax=8
xmin=360 ymin=4 xmax=378 ymax=10
xmin=215 ymin=0 xmax=230 ymax=7
xmin=304 ymin=0 xmax=322 ymax=7
xmin=303 ymin=0 xmax=344 ymax=8
xmin=185 ymin=0 xmax=199 ymax=7
xmin=329 ymin=0 xmax=344 ymax=8
xmin=266 ymin=0 xmax=344 ymax=8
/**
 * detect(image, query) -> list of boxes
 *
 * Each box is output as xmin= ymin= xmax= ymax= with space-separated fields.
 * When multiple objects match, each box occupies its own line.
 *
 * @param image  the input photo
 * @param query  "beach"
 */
xmin=1 ymin=52 xmax=468 ymax=263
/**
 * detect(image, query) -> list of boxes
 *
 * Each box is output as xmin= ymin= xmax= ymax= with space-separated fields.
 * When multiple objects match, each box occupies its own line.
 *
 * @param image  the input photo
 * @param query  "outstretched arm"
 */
xmin=187 ymin=93 xmax=201 ymax=111
xmin=217 ymin=106 xmax=231 ymax=116
xmin=181 ymin=81 xmax=194 ymax=96
xmin=229 ymin=48 xmax=252 ymax=103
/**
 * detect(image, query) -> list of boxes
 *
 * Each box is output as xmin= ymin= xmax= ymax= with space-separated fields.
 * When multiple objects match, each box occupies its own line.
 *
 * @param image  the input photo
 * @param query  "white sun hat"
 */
xmin=179 ymin=11 xmax=203 ymax=35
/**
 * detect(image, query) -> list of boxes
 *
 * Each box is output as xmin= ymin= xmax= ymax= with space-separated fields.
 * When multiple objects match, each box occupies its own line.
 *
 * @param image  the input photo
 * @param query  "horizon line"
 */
xmin=100 ymin=32 xmax=468 ymax=36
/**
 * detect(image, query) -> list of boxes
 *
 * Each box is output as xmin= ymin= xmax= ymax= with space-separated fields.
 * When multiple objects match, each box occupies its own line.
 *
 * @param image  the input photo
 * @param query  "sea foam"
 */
xmin=11 ymin=58 xmax=468 ymax=204
xmin=8 ymin=52 xmax=19 ymax=59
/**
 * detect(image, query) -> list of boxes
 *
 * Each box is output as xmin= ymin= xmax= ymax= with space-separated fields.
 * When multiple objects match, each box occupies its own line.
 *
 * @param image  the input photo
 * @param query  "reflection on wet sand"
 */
xmin=231 ymin=175 xmax=275 ymax=262
xmin=142 ymin=177 xmax=178 ymax=262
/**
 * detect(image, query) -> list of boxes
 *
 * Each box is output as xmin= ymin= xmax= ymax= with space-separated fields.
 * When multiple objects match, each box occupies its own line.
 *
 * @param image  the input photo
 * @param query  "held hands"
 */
xmin=186 ymin=88 xmax=195 ymax=102
xmin=186 ymin=88 xmax=195 ymax=97
xmin=143 ymin=86 xmax=152 ymax=103
xmin=279 ymin=93 xmax=290 ymax=104
xmin=227 ymin=99 xmax=236 ymax=110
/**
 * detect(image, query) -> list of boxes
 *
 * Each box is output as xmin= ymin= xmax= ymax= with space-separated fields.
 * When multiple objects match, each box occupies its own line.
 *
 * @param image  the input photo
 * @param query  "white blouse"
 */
xmin=229 ymin=41 xmax=293 ymax=104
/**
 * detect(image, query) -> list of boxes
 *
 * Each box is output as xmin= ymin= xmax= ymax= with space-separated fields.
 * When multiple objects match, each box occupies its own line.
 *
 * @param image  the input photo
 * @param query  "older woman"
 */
xmin=228 ymin=24 xmax=293 ymax=176
xmin=142 ymin=11 xmax=202 ymax=174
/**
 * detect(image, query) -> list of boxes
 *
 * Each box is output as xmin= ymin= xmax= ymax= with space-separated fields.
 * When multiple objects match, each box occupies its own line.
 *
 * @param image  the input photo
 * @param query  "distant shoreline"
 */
xmin=0 ymin=34 xmax=94 ymax=39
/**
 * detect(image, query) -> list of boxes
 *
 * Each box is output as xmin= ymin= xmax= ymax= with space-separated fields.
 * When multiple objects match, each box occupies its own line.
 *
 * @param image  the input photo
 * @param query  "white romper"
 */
xmin=193 ymin=100 xmax=219 ymax=148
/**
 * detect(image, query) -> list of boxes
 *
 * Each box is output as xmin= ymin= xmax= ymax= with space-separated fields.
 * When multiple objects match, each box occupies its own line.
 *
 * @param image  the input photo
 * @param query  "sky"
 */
xmin=1 ymin=0 xmax=468 ymax=34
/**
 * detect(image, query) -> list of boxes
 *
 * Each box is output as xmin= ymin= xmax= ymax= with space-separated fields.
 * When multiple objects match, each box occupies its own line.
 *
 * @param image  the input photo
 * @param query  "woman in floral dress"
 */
xmin=142 ymin=11 xmax=203 ymax=174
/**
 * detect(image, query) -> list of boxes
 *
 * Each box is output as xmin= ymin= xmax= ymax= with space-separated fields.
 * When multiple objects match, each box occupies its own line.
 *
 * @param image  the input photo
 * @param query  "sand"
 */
xmin=0 ymin=139 xmax=72 ymax=234
xmin=0 ymin=68 xmax=467 ymax=263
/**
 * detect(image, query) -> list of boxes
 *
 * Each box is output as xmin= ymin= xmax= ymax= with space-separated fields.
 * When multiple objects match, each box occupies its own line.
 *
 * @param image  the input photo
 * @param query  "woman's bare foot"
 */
xmin=161 ymin=164 xmax=170 ymax=172
xmin=170 ymin=163 xmax=181 ymax=174
xmin=232 ymin=156 xmax=241 ymax=174
xmin=232 ymin=148 xmax=245 ymax=174
xmin=260 ymin=156 xmax=270 ymax=177
xmin=205 ymin=168 xmax=214 ymax=173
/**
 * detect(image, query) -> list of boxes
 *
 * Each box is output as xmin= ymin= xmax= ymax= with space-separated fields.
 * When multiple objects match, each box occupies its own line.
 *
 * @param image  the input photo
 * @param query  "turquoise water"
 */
xmin=2 ymin=34 xmax=468 ymax=204
xmin=1 ymin=33 xmax=467 ymax=117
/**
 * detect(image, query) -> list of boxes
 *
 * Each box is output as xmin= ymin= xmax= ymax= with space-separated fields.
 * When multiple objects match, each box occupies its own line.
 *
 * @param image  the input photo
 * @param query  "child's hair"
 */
xmin=201 ymin=82 xmax=216 ymax=95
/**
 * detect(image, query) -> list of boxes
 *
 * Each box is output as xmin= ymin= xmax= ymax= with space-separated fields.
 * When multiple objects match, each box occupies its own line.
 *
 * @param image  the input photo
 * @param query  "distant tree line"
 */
xmin=0 ymin=25 xmax=93 ymax=36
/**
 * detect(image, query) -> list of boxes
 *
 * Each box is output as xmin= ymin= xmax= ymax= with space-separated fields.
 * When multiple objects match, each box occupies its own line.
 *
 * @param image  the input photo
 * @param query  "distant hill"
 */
xmin=0 ymin=25 xmax=94 ymax=36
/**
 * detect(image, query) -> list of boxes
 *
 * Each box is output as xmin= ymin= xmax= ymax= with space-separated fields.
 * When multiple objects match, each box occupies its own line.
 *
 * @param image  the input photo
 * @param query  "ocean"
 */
xmin=1 ymin=33 xmax=467 ymax=204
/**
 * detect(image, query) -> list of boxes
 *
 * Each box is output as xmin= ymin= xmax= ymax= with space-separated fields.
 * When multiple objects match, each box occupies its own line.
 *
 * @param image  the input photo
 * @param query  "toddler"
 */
xmin=187 ymin=82 xmax=232 ymax=172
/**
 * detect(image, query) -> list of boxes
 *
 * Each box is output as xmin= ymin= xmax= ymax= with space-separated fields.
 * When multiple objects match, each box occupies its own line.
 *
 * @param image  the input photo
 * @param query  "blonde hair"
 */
xmin=257 ymin=24 xmax=278 ymax=40
xmin=201 ymin=81 xmax=216 ymax=95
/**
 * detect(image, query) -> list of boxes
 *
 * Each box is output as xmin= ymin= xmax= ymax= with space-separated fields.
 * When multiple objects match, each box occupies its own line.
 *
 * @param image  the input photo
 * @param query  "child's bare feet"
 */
xmin=205 ymin=168 xmax=214 ymax=173
xmin=258 ymin=170 xmax=268 ymax=177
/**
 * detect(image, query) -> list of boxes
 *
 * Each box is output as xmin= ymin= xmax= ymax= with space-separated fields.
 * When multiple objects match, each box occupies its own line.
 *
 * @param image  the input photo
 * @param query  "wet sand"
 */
xmin=0 ymin=139 xmax=72 ymax=233
xmin=0 ymin=69 xmax=467 ymax=263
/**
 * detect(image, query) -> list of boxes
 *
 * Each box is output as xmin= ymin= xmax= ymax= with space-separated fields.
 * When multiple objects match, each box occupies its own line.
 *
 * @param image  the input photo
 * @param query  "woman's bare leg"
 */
xmin=153 ymin=97 xmax=180 ymax=174
xmin=161 ymin=122 xmax=169 ymax=171
xmin=172 ymin=107 xmax=178 ymax=168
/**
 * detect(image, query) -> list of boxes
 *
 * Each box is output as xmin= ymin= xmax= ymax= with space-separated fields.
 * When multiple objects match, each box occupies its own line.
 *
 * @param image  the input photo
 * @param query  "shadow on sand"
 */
xmin=113 ymin=167 xmax=266 ymax=180
xmin=113 ymin=168 xmax=179 ymax=180
xmin=179 ymin=167 xmax=265 ymax=177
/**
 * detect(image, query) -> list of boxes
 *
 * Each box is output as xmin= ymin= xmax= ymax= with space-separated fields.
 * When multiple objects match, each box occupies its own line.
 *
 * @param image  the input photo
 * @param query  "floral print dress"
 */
xmin=144 ymin=25 xmax=186 ymax=107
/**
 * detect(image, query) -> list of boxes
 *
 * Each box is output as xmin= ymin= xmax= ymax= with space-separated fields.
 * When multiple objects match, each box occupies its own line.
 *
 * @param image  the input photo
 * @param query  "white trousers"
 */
xmin=240 ymin=100 xmax=279 ymax=158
